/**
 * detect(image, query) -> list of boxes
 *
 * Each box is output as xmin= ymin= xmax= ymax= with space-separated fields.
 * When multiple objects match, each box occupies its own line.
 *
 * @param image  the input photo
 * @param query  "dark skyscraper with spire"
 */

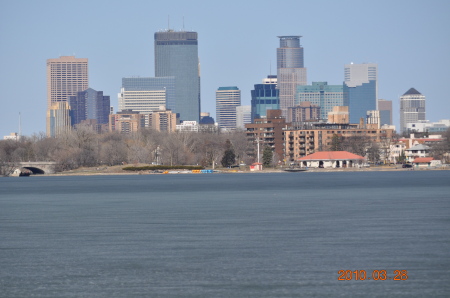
xmin=154 ymin=30 xmax=200 ymax=122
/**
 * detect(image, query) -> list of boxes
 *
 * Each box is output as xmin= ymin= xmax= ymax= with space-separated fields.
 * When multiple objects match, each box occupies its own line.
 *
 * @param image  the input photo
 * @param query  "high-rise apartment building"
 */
xmin=288 ymin=101 xmax=321 ymax=123
xmin=400 ymin=88 xmax=426 ymax=134
xmin=216 ymin=87 xmax=241 ymax=130
xmin=109 ymin=109 xmax=177 ymax=133
xmin=277 ymin=36 xmax=307 ymax=117
xmin=154 ymin=30 xmax=200 ymax=122
xmin=69 ymin=88 xmax=110 ymax=130
xmin=46 ymin=56 xmax=88 ymax=136
xmin=344 ymin=63 xmax=377 ymax=124
xmin=251 ymin=75 xmax=279 ymax=122
xmin=296 ymin=82 xmax=343 ymax=121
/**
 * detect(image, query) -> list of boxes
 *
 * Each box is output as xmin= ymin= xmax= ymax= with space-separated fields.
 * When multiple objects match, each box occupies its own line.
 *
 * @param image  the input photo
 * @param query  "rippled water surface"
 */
xmin=1 ymin=171 xmax=449 ymax=297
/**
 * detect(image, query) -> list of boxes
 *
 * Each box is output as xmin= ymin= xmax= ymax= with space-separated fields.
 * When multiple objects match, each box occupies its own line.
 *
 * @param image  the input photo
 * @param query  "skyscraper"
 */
xmin=69 ymin=88 xmax=110 ymax=130
xmin=47 ymin=102 xmax=71 ymax=138
xmin=216 ymin=87 xmax=241 ymax=130
xmin=251 ymin=75 xmax=279 ymax=122
xmin=277 ymin=36 xmax=307 ymax=117
xmin=154 ymin=30 xmax=200 ymax=122
xmin=46 ymin=56 xmax=88 ymax=137
xmin=378 ymin=99 xmax=393 ymax=126
xmin=343 ymin=63 xmax=377 ymax=124
xmin=296 ymin=82 xmax=343 ymax=121
xmin=400 ymin=88 xmax=426 ymax=134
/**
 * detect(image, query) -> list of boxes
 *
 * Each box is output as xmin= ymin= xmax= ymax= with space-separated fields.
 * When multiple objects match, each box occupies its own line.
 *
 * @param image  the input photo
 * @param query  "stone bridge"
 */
xmin=18 ymin=162 xmax=57 ymax=174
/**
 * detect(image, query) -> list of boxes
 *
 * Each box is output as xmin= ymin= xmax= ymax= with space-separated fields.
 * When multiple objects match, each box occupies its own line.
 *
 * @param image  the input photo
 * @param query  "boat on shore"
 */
xmin=283 ymin=167 xmax=307 ymax=172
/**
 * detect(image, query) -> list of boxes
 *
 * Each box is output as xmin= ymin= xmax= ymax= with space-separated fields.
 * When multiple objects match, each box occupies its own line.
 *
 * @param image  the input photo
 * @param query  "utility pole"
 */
xmin=257 ymin=137 xmax=260 ymax=163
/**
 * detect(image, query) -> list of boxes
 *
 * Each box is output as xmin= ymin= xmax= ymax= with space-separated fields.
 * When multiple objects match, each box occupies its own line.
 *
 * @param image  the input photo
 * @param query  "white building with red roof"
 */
xmin=412 ymin=157 xmax=442 ymax=168
xmin=297 ymin=151 xmax=366 ymax=168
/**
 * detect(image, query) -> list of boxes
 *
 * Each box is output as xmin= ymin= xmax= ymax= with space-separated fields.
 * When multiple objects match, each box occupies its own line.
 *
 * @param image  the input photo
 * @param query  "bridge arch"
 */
xmin=18 ymin=162 xmax=57 ymax=174
xmin=22 ymin=167 xmax=45 ymax=174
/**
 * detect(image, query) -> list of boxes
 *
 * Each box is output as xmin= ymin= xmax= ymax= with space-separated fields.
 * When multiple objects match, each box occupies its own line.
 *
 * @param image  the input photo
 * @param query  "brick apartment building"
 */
xmin=245 ymin=110 xmax=290 ymax=161
xmin=285 ymin=124 xmax=394 ymax=162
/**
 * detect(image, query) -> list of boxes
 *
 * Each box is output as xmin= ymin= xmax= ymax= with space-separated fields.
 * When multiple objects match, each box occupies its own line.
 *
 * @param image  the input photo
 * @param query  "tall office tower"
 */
xmin=343 ymin=63 xmax=377 ymax=124
xmin=378 ymin=99 xmax=392 ymax=126
xmin=69 ymin=88 xmax=110 ymax=128
xmin=47 ymin=102 xmax=71 ymax=138
xmin=296 ymin=82 xmax=343 ymax=121
xmin=400 ymin=88 xmax=426 ymax=134
xmin=277 ymin=36 xmax=307 ymax=117
xmin=251 ymin=75 xmax=279 ymax=122
xmin=154 ymin=30 xmax=200 ymax=122
xmin=46 ymin=56 xmax=88 ymax=137
xmin=216 ymin=87 xmax=241 ymax=130
xmin=235 ymin=105 xmax=251 ymax=130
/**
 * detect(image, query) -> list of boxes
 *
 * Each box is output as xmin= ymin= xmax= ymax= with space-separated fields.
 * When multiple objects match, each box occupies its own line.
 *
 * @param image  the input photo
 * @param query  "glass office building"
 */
xmin=251 ymin=76 xmax=279 ymax=121
xmin=69 ymin=88 xmax=110 ymax=127
xmin=296 ymin=82 xmax=343 ymax=121
xmin=154 ymin=30 xmax=200 ymax=122
xmin=344 ymin=63 xmax=377 ymax=124
xmin=343 ymin=80 xmax=376 ymax=124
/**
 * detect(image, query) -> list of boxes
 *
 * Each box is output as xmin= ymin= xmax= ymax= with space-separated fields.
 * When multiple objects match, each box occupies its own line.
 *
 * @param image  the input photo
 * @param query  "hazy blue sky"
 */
xmin=1 ymin=0 xmax=449 ymax=137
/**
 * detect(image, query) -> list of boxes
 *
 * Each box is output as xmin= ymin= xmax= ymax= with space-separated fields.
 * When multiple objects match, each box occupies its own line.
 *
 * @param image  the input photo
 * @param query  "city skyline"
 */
xmin=1 ymin=0 xmax=449 ymax=137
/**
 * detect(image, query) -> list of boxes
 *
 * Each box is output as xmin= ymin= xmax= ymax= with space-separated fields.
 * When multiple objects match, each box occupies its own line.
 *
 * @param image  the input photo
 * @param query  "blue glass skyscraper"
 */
xmin=154 ymin=30 xmax=200 ymax=122
xmin=251 ymin=76 xmax=279 ymax=121
xmin=343 ymin=81 xmax=377 ymax=124
xmin=343 ymin=63 xmax=377 ymax=124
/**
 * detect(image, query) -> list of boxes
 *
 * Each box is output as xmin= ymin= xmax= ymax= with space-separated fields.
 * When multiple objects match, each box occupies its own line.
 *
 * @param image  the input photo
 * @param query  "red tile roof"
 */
xmin=413 ymin=157 xmax=434 ymax=163
xmin=298 ymin=151 xmax=365 ymax=161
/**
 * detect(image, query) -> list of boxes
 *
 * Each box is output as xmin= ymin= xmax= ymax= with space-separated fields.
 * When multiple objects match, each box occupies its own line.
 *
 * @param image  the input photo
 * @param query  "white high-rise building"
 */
xmin=216 ymin=87 xmax=241 ymax=130
xmin=400 ymin=88 xmax=426 ymax=134
xmin=118 ymin=88 xmax=166 ymax=114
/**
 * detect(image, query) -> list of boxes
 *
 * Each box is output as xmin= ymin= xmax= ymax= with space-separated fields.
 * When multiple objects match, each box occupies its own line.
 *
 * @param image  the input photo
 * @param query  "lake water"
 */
xmin=1 ymin=171 xmax=449 ymax=297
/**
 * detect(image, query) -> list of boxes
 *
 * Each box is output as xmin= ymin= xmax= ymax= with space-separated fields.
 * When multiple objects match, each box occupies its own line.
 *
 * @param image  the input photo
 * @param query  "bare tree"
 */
xmin=99 ymin=132 xmax=128 ymax=166
xmin=342 ymin=135 xmax=370 ymax=157
xmin=0 ymin=140 xmax=21 ymax=176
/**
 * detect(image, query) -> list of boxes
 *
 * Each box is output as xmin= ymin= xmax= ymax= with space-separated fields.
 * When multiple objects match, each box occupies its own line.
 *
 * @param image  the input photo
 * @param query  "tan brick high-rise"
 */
xmin=46 ymin=56 xmax=88 ymax=137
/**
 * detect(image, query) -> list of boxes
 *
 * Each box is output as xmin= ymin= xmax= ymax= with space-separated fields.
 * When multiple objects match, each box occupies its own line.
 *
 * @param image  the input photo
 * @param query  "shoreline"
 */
xmin=36 ymin=164 xmax=450 ymax=177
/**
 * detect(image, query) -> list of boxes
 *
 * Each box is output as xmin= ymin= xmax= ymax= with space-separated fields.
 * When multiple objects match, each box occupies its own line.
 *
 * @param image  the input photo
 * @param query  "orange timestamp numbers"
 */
xmin=338 ymin=270 xmax=408 ymax=281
